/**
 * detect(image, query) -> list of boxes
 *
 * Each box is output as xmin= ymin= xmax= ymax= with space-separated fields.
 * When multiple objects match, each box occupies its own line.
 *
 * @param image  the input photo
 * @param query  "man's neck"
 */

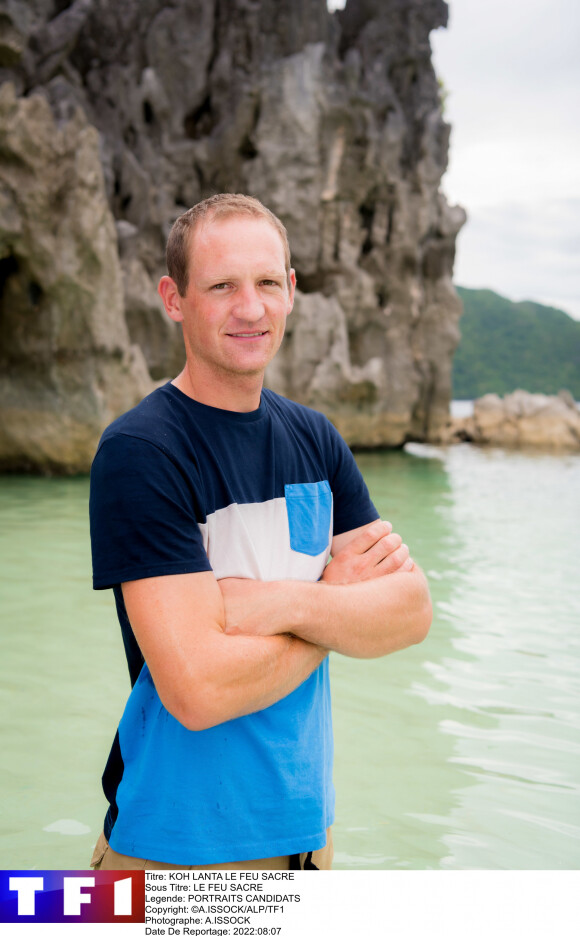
xmin=172 ymin=365 xmax=264 ymax=413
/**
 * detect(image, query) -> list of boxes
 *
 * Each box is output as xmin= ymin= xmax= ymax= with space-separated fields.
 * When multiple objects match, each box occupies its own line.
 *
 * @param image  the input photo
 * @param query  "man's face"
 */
xmin=177 ymin=214 xmax=295 ymax=384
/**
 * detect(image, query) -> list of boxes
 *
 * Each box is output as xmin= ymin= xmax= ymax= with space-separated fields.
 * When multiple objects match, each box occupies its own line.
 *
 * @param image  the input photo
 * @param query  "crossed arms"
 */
xmin=122 ymin=519 xmax=432 ymax=731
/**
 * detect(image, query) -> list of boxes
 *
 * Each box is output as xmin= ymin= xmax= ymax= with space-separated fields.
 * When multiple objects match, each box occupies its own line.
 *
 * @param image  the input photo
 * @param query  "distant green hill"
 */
xmin=452 ymin=287 xmax=580 ymax=399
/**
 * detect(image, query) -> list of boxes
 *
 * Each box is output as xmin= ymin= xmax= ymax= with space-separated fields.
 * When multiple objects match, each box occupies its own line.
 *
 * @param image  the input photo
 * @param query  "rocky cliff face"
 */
xmin=0 ymin=0 xmax=465 ymax=471
xmin=0 ymin=81 xmax=152 ymax=472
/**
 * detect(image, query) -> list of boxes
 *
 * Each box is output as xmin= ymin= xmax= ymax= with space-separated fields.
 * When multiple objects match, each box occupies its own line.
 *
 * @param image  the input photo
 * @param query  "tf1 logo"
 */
xmin=0 ymin=870 xmax=145 ymax=923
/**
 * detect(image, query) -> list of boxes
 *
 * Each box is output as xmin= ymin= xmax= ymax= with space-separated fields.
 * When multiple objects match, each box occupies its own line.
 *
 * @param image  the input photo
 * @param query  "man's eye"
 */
xmin=212 ymin=283 xmax=229 ymax=290
xmin=261 ymin=280 xmax=280 ymax=287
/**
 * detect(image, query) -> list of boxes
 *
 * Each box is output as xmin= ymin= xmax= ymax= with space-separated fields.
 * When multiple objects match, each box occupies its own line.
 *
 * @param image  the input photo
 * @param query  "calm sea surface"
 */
xmin=1 ymin=442 xmax=579 ymax=870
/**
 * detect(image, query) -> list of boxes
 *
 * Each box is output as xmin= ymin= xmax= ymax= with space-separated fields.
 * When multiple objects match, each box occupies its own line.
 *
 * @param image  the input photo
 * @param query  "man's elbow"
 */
xmin=407 ymin=567 xmax=433 ymax=645
xmin=411 ymin=592 xmax=432 ymax=645
xmin=177 ymin=707 xmax=220 ymax=733
xmin=384 ymin=577 xmax=432 ymax=654
xmin=162 ymin=687 xmax=229 ymax=733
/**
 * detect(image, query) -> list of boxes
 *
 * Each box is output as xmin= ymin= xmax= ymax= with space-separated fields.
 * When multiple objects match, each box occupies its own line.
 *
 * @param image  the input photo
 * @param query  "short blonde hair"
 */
xmin=166 ymin=194 xmax=291 ymax=296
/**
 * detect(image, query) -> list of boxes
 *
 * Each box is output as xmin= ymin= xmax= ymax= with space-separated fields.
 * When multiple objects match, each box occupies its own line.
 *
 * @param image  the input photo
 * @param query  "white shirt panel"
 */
xmin=198 ymin=497 xmax=332 ymax=582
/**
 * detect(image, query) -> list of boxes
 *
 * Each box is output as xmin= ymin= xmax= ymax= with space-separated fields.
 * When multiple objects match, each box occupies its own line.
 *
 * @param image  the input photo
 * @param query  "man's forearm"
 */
xmin=122 ymin=573 xmax=327 ymax=733
xmin=220 ymin=566 xmax=432 ymax=658
xmin=192 ymin=630 xmax=328 ymax=728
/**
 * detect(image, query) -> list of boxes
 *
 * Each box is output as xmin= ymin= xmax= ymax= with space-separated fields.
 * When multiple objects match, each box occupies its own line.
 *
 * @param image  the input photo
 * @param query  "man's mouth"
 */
xmin=228 ymin=331 xmax=268 ymax=338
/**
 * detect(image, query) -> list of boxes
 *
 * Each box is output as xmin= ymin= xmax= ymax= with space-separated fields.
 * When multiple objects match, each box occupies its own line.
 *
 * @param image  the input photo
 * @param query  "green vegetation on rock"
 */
xmin=452 ymin=287 xmax=580 ymax=399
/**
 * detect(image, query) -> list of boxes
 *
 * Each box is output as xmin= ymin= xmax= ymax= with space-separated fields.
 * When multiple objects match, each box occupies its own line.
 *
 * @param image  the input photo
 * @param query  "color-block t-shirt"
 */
xmin=90 ymin=383 xmax=379 ymax=864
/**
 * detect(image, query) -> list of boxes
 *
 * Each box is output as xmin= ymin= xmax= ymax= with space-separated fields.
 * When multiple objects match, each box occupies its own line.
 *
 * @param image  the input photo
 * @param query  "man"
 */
xmin=89 ymin=194 xmax=431 ymax=871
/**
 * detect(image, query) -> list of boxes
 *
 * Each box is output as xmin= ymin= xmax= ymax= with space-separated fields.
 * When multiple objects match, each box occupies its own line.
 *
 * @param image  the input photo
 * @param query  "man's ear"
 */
xmin=158 ymin=276 xmax=184 ymax=323
xmin=287 ymin=269 xmax=296 ymax=315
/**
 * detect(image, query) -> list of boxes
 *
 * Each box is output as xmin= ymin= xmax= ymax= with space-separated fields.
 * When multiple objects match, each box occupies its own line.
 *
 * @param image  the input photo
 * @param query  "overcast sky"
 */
xmin=431 ymin=0 xmax=580 ymax=319
xmin=329 ymin=0 xmax=580 ymax=319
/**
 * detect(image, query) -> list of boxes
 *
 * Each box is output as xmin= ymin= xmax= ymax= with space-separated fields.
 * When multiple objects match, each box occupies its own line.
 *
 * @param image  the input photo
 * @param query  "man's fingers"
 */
xmin=374 ymin=542 xmax=413 ymax=574
xmin=366 ymin=532 xmax=402 ymax=562
xmin=381 ymin=541 xmax=406 ymax=566
xmin=386 ymin=547 xmax=415 ymax=573
xmin=350 ymin=519 xmax=393 ymax=554
xmin=325 ymin=520 xmax=415 ymax=585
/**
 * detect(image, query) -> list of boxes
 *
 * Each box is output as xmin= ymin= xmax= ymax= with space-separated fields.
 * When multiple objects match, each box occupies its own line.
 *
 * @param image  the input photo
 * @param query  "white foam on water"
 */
xmin=43 ymin=819 xmax=91 ymax=836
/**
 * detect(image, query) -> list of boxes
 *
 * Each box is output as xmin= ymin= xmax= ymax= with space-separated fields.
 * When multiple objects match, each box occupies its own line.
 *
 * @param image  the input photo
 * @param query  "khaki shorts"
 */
xmin=90 ymin=828 xmax=333 ymax=871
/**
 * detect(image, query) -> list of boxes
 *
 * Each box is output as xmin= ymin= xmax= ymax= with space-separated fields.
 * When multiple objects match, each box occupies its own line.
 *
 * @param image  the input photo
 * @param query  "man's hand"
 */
xmin=218 ymin=519 xmax=413 ymax=635
xmin=322 ymin=519 xmax=414 ymax=585
xmin=218 ymin=517 xmax=429 ymax=658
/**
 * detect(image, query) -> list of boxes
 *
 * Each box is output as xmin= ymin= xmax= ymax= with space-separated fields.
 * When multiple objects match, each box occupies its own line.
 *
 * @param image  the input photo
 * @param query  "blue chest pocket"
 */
xmin=285 ymin=481 xmax=332 ymax=556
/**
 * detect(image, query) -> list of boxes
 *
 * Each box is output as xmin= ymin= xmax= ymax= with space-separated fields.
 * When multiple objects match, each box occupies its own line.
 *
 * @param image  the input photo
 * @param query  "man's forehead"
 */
xmin=191 ymin=212 xmax=284 ymax=247
xmin=185 ymin=216 xmax=288 ymax=283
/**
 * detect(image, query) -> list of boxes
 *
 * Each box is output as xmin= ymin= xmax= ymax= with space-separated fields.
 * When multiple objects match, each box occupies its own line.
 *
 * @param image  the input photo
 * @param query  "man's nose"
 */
xmin=232 ymin=284 xmax=265 ymax=321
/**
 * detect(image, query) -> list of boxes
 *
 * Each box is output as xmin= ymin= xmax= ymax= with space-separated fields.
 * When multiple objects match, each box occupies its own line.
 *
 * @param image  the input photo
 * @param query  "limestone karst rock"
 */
xmin=0 ymin=83 xmax=152 ymax=472
xmin=0 ymin=0 xmax=465 ymax=471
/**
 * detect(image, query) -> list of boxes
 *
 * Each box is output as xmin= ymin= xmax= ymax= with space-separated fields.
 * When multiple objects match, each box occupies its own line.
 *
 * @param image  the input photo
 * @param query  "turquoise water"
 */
xmin=1 ymin=443 xmax=579 ymax=870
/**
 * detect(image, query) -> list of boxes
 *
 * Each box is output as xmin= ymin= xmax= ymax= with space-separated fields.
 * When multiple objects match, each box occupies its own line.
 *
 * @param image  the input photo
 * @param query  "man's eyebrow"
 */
xmin=201 ymin=269 xmax=287 ymax=282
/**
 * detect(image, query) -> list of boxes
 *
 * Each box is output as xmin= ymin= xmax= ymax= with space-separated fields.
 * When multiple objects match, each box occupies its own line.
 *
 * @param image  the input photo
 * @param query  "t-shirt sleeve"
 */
xmin=90 ymin=433 xmax=212 ymax=590
xmin=326 ymin=420 xmax=380 ymax=536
